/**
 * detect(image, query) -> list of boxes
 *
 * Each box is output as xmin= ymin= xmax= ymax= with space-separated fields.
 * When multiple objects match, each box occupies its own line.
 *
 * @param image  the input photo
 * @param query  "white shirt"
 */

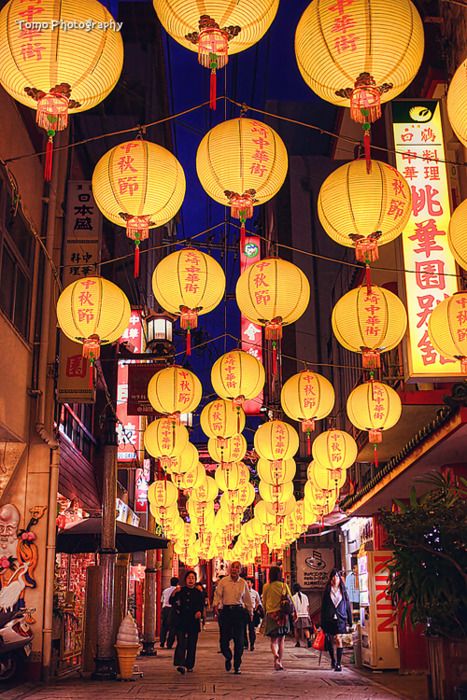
xmin=249 ymin=588 xmax=262 ymax=610
xmin=161 ymin=585 xmax=176 ymax=608
xmin=213 ymin=576 xmax=253 ymax=614
xmin=292 ymin=592 xmax=309 ymax=617
xmin=330 ymin=586 xmax=343 ymax=608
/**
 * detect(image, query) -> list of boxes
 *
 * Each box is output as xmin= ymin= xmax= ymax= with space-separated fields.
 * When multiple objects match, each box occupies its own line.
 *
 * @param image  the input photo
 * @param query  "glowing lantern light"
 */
xmin=254 ymin=501 xmax=277 ymax=528
xmin=280 ymin=371 xmax=335 ymax=453
xmin=171 ymin=462 xmax=207 ymax=491
xmin=259 ymin=481 xmax=294 ymax=504
xmin=92 ymin=140 xmax=185 ymax=277
xmin=211 ymin=350 xmax=265 ymax=408
xmin=167 ymin=443 xmax=199 ymax=475
xmin=307 ymin=461 xmax=346 ymax=493
xmin=153 ymin=1 xmax=279 ymax=109
xmin=317 ymin=160 xmax=411 ymax=289
xmin=215 ymin=462 xmax=250 ymax=492
xmin=236 ymin=258 xmax=310 ymax=374
xmin=257 ymin=458 xmax=296 ymax=485
xmin=254 ymin=420 xmax=299 ymax=463
xmin=295 ymin=0 xmax=424 ymax=170
xmin=428 ymin=291 xmax=467 ymax=374
xmin=144 ymin=418 xmax=189 ymax=468
xmin=447 ymin=60 xmax=467 ymax=148
xmin=346 ymin=381 xmax=402 ymax=466
xmin=152 ymin=249 xmax=225 ymax=354
xmin=312 ymin=430 xmax=358 ymax=472
xmin=207 ymin=434 xmax=247 ymax=464
xmin=191 ymin=476 xmax=219 ymax=503
xmin=197 ymin=118 xmax=288 ymax=237
xmin=147 ymin=366 xmax=202 ymax=419
xmin=221 ymin=483 xmax=255 ymax=516
xmin=56 ymin=276 xmax=130 ymax=387
xmin=447 ymin=200 xmax=467 ymax=271
xmin=331 ymin=285 xmax=407 ymax=370
xmin=0 ymin=0 xmax=124 ymax=180
xmin=200 ymin=399 xmax=246 ymax=448
xmin=147 ymin=480 xmax=178 ymax=509
xmin=263 ymin=496 xmax=297 ymax=518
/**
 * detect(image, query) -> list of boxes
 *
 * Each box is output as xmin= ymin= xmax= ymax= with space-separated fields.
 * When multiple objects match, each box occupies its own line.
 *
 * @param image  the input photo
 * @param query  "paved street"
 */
xmin=0 ymin=624 xmax=428 ymax=700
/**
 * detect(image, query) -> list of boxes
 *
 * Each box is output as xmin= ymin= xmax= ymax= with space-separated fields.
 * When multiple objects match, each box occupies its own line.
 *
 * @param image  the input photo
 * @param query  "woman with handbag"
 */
xmin=320 ymin=568 xmax=353 ymax=672
xmin=262 ymin=566 xmax=294 ymax=671
xmin=169 ymin=570 xmax=205 ymax=674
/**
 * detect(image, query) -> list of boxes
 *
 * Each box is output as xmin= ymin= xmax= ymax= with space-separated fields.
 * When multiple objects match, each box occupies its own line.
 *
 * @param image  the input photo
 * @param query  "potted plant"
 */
xmin=379 ymin=472 xmax=467 ymax=700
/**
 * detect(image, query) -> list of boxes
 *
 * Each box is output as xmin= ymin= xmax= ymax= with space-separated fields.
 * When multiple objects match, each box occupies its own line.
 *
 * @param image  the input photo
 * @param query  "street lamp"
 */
xmin=144 ymin=311 xmax=176 ymax=358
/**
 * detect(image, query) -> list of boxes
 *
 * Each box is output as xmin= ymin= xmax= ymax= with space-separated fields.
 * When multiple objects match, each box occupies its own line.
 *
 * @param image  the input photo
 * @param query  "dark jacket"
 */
xmin=320 ymin=585 xmax=352 ymax=635
xmin=169 ymin=586 xmax=205 ymax=632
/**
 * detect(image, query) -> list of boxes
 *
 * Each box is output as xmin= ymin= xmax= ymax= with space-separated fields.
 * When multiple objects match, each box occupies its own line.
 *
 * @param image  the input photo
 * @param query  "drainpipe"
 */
xmin=41 ymin=445 xmax=60 ymax=681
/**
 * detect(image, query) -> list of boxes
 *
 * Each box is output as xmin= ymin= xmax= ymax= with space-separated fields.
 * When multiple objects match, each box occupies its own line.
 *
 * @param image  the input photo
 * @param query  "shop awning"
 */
xmin=55 ymin=517 xmax=168 ymax=554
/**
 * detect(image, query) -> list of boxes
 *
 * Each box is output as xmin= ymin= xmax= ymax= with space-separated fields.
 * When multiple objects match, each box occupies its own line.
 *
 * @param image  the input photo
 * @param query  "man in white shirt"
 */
xmin=213 ymin=561 xmax=252 ymax=674
xmin=244 ymin=578 xmax=262 ymax=651
xmin=160 ymin=576 xmax=179 ymax=649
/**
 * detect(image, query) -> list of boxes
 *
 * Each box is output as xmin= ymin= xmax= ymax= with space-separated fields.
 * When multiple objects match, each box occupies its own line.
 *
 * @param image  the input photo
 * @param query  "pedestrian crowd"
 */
xmin=159 ymin=563 xmax=354 ymax=675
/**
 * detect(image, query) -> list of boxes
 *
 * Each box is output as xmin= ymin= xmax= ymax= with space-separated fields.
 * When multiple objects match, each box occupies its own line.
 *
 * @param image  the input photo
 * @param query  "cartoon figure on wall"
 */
xmin=0 ymin=504 xmax=47 ymax=615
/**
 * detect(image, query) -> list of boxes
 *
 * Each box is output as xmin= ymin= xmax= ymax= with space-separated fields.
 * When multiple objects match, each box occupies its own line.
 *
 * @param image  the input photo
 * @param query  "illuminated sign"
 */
xmin=117 ymin=311 xmax=144 ymax=462
xmin=240 ymin=236 xmax=263 ymax=414
xmin=392 ymin=100 xmax=460 ymax=379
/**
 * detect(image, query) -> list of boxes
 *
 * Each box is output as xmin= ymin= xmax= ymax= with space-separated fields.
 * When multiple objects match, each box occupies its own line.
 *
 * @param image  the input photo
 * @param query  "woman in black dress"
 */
xmin=320 ymin=568 xmax=352 ymax=672
xmin=169 ymin=570 xmax=205 ymax=674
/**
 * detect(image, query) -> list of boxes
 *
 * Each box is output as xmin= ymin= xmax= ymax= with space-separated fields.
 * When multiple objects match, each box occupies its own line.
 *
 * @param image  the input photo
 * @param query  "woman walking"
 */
xmin=291 ymin=582 xmax=313 ymax=648
xmin=320 ymin=568 xmax=352 ymax=672
xmin=262 ymin=566 xmax=294 ymax=671
xmin=169 ymin=570 xmax=205 ymax=674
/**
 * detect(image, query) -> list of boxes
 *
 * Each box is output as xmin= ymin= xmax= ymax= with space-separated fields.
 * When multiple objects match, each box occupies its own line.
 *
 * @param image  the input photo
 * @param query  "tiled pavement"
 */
xmin=0 ymin=624 xmax=428 ymax=700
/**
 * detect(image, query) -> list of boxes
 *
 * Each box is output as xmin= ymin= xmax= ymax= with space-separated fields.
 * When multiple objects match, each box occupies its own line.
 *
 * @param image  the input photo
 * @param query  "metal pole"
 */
xmin=141 ymin=458 xmax=157 ymax=656
xmin=41 ymin=446 xmax=60 ymax=681
xmin=92 ymin=414 xmax=118 ymax=680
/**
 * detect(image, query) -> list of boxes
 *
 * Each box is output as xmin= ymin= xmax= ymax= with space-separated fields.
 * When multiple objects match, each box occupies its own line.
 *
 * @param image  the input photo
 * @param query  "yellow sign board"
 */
xmin=392 ymin=101 xmax=461 ymax=379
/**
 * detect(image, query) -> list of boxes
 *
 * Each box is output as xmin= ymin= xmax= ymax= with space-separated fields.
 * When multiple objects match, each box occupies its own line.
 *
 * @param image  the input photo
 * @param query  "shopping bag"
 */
xmin=312 ymin=629 xmax=326 ymax=651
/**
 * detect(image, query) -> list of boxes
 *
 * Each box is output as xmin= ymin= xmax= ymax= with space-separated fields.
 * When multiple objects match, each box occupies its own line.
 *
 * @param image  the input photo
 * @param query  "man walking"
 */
xmin=244 ymin=578 xmax=262 ymax=651
xmin=160 ymin=576 xmax=179 ymax=649
xmin=213 ymin=561 xmax=252 ymax=674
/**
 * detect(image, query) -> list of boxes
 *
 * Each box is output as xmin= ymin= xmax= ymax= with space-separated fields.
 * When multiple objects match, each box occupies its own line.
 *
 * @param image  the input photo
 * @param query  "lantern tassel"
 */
xmin=88 ymin=357 xmax=95 ymax=389
xmin=44 ymin=134 xmax=54 ymax=182
xmin=306 ymin=431 xmax=311 ymax=457
xmin=363 ymin=122 xmax=371 ymax=174
xmin=373 ymin=444 xmax=379 ymax=469
xmin=209 ymin=53 xmax=218 ymax=110
xmin=272 ymin=341 xmax=277 ymax=377
xmin=365 ymin=262 xmax=372 ymax=295
xmin=186 ymin=327 xmax=191 ymax=356
xmin=134 ymin=242 xmax=140 ymax=278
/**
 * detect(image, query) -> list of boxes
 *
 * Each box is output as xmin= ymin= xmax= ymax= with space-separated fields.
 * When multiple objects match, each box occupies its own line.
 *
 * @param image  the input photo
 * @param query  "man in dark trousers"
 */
xmin=160 ymin=576 xmax=179 ymax=649
xmin=213 ymin=561 xmax=252 ymax=674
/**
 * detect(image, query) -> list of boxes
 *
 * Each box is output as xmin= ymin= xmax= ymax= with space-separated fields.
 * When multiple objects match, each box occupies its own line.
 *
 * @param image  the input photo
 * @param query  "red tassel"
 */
xmin=373 ymin=444 xmax=379 ymax=469
xmin=240 ymin=220 xmax=246 ymax=251
xmin=44 ymin=136 xmax=54 ymax=182
xmin=210 ymin=70 xmax=217 ymax=110
xmin=134 ymin=244 xmax=140 ymax=278
xmin=306 ymin=431 xmax=311 ymax=456
xmin=363 ymin=127 xmax=371 ymax=174
xmin=186 ymin=327 xmax=191 ymax=356
xmin=365 ymin=263 xmax=372 ymax=295
xmin=89 ymin=361 xmax=94 ymax=389
xmin=272 ymin=342 xmax=277 ymax=376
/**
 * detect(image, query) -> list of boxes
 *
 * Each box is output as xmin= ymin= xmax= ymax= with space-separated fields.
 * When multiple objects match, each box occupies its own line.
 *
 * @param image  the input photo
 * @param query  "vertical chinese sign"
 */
xmin=240 ymin=237 xmax=263 ymax=414
xmin=57 ymin=182 xmax=102 ymax=403
xmin=392 ymin=101 xmax=460 ymax=378
xmin=117 ymin=311 xmax=144 ymax=462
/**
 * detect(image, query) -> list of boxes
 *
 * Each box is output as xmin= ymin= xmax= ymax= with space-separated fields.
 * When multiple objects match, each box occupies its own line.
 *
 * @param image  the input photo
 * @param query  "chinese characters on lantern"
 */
xmin=329 ymin=0 xmax=357 ymax=55
xmin=117 ymin=143 xmax=139 ymax=198
xmin=364 ymin=292 xmax=382 ymax=340
xmin=240 ymin=236 xmax=263 ymax=414
xmin=249 ymin=121 xmax=272 ymax=178
xmin=17 ymin=0 xmax=46 ymax=62
xmin=182 ymin=250 xmax=202 ymax=296
xmin=117 ymin=311 xmax=144 ymax=461
xmin=392 ymin=101 xmax=459 ymax=377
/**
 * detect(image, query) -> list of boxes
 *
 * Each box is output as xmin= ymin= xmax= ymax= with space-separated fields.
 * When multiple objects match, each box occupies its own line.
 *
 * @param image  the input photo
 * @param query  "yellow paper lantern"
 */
xmin=171 ymin=462 xmax=207 ymax=491
xmin=259 ymin=481 xmax=294 ymax=504
xmin=263 ymin=496 xmax=297 ymax=518
xmin=295 ymin=0 xmax=423 ymax=169
xmin=152 ymin=249 xmax=225 ymax=351
xmin=167 ymin=443 xmax=200 ymax=475
xmin=254 ymin=500 xmax=277 ymax=527
xmin=318 ymin=160 xmax=411 ymax=264
xmin=280 ymin=371 xmax=335 ymax=449
xmin=332 ymin=285 xmax=407 ymax=369
xmin=147 ymin=366 xmax=202 ymax=418
xmin=221 ymin=482 xmax=255 ymax=513
xmin=428 ymin=291 xmax=467 ymax=374
xmin=207 ymin=434 xmax=247 ymax=464
xmin=191 ymin=476 xmax=218 ymax=502
xmin=92 ymin=140 xmax=185 ymax=273
xmin=153 ymin=1 xmax=279 ymax=108
xmin=307 ymin=461 xmax=346 ymax=492
xmin=236 ymin=258 xmax=310 ymax=341
xmin=254 ymin=420 xmax=299 ymax=462
xmin=0 ymin=0 xmax=123 ymax=179
xmin=148 ymin=480 xmax=178 ymax=509
xmin=312 ymin=429 xmax=358 ymax=471
xmin=144 ymin=418 xmax=189 ymax=465
xmin=215 ymin=462 xmax=250 ymax=492
xmin=197 ymin=118 xmax=288 ymax=232
xmin=447 ymin=199 xmax=467 ymax=272
xmin=149 ymin=502 xmax=178 ymax=524
xmin=346 ymin=381 xmax=402 ymax=450
xmin=200 ymin=399 xmax=246 ymax=444
xmin=56 ymin=276 xmax=130 ymax=380
xmin=447 ymin=60 xmax=467 ymax=148
xmin=211 ymin=350 xmax=265 ymax=406
xmin=257 ymin=458 xmax=296 ymax=485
